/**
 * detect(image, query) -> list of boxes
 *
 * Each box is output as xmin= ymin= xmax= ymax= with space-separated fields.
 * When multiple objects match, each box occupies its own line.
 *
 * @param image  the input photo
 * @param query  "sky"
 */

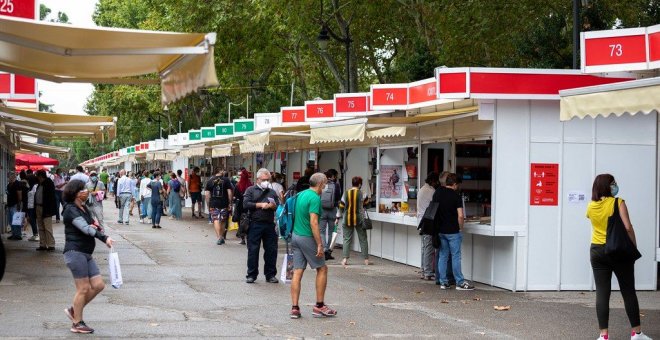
xmin=37 ymin=0 xmax=98 ymax=114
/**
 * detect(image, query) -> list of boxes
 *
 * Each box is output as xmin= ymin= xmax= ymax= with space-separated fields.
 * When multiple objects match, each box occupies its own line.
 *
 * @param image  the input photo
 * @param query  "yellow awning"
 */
xmin=0 ymin=16 xmax=218 ymax=105
xmin=367 ymin=126 xmax=407 ymax=139
xmin=18 ymin=140 xmax=70 ymax=155
xmin=180 ymin=145 xmax=207 ymax=158
xmin=239 ymin=141 xmax=265 ymax=154
xmin=310 ymin=119 xmax=366 ymax=144
xmin=211 ymin=144 xmax=233 ymax=158
xmin=366 ymin=105 xmax=478 ymax=125
xmin=559 ymin=77 xmax=660 ymax=121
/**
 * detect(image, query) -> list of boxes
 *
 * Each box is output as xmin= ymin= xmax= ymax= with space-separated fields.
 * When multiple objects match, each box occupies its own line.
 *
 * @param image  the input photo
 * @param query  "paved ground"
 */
xmin=1 ymin=199 xmax=659 ymax=339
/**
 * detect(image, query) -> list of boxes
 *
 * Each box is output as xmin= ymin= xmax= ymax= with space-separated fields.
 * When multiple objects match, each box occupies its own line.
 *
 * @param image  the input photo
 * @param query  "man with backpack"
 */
xmin=243 ymin=168 xmax=280 ymax=284
xmin=289 ymin=172 xmax=337 ymax=319
xmin=319 ymin=169 xmax=341 ymax=260
xmin=204 ymin=168 xmax=233 ymax=246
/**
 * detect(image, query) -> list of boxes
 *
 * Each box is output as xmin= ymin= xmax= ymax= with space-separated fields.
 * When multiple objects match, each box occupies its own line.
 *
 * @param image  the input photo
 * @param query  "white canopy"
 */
xmin=0 ymin=16 xmax=218 ymax=104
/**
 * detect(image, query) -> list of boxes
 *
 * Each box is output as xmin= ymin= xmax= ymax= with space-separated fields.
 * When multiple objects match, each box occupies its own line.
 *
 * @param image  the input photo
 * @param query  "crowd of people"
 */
xmin=2 ymin=164 xmax=653 ymax=338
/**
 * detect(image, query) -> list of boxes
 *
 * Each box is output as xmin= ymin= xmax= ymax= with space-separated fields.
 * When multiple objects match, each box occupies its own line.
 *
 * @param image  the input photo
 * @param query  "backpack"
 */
xmin=277 ymin=193 xmax=298 ymax=241
xmin=283 ymin=184 xmax=297 ymax=202
xmin=320 ymin=181 xmax=336 ymax=209
xmin=171 ymin=179 xmax=181 ymax=192
xmin=211 ymin=177 xmax=226 ymax=199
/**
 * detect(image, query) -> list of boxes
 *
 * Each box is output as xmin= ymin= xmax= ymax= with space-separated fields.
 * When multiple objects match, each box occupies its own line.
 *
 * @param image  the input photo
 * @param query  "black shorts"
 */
xmin=190 ymin=192 xmax=202 ymax=204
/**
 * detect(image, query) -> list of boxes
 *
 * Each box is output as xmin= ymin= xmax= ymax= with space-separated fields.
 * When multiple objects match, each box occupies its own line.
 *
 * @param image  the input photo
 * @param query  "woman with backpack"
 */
xmin=167 ymin=173 xmax=183 ymax=220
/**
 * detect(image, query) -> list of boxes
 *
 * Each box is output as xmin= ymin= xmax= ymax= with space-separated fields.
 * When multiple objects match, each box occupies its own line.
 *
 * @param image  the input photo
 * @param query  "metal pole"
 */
xmin=572 ymin=0 xmax=579 ymax=69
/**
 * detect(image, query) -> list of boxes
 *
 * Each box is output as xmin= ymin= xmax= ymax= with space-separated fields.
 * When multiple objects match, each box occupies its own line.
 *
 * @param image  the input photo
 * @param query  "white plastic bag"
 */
xmin=108 ymin=247 xmax=123 ymax=289
xmin=11 ymin=211 xmax=25 ymax=226
xmin=280 ymin=242 xmax=293 ymax=284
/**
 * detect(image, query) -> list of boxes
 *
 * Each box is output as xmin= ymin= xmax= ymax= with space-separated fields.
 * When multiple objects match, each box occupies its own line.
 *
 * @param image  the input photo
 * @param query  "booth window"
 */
xmin=455 ymin=141 xmax=492 ymax=223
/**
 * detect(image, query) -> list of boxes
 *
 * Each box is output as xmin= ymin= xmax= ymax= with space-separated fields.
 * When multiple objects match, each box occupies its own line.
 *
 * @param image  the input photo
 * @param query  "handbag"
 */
xmin=418 ymin=202 xmax=439 ymax=235
xmin=362 ymin=210 xmax=373 ymax=230
xmin=108 ymin=247 xmax=123 ymax=289
xmin=604 ymin=198 xmax=642 ymax=262
xmin=11 ymin=211 xmax=25 ymax=226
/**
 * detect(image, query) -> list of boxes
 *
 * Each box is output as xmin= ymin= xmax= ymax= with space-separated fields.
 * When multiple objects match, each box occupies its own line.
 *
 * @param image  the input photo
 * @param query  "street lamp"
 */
xmin=317 ymin=23 xmax=352 ymax=92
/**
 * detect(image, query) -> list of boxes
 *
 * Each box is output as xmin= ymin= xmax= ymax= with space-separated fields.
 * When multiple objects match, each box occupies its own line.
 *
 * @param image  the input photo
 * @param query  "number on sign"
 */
xmin=347 ymin=100 xmax=355 ymax=108
xmin=609 ymin=44 xmax=623 ymax=57
xmin=0 ymin=0 xmax=14 ymax=13
xmin=291 ymin=112 xmax=297 ymax=119
xmin=316 ymin=107 xmax=324 ymax=114
xmin=386 ymin=92 xmax=394 ymax=101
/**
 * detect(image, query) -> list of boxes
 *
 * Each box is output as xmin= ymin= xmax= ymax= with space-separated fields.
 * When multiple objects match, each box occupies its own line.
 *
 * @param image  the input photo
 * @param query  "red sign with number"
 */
xmin=650 ymin=31 xmax=660 ymax=63
xmin=305 ymin=101 xmax=334 ymax=120
xmin=530 ymin=163 xmax=559 ymax=206
xmin=408 ymin=79 xmax=437 ymax=104
xmin=0 ymin=0 xmax=35 ymax=19
xmin=584 ymin=34 xmax=647 ymax=66
xmin=281 ymin=107 xmax=305 ymax=123
xmin=292 ymin=172 xmax=301 ymax=180
xmin=335 ymin=95 xmax=368 ymax=115
xmin=372 ymin=87 xmax=407 ymax=106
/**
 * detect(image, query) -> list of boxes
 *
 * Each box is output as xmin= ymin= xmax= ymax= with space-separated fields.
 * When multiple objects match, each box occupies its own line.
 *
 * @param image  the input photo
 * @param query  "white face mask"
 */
xmin=259 ymin=181 xmax=270 ymax=189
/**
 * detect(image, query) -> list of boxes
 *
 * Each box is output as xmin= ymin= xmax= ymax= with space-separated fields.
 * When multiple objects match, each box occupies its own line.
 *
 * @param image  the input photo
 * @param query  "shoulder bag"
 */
xmin=604 ymin=198 xmax=642 ymax=262
xmin=362 ymin=211 xmax=373 ymax=230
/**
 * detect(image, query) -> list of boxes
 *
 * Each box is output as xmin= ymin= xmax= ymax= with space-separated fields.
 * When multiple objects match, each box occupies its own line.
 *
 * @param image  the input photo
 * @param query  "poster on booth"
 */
xmin=530 ymin=163 xmax=559 ymax=206
xmin=380 ymin=165 xmax=403 ymax=199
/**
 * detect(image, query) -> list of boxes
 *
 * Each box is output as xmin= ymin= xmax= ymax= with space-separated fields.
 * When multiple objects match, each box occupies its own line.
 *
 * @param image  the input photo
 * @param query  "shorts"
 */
xmin=291 ymin=233 xmax=326 ymax=270
xmin=209 ymin=208 xmax=229 ymax=223
xmin=190 ymin=192 xmax=202 ymax=204
xmin=64 ymin=250 xmax=100 ymax=279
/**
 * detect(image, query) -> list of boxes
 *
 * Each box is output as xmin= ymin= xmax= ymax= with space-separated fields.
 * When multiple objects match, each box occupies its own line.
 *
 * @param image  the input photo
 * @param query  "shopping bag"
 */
xmin=95 ymin=191 xmax=105 ymax=202
xmin=279 ymin=242 xmax=294 ymax=284
xmin=108 ymin=247 xmax=123 ymax=289
xmin=228 ymin=221 xmax=239 ymax=232
xmin=11 ymin=211 xmax=25 ymax=226
xmin=328 ymin=224 xmax=339 ymax=250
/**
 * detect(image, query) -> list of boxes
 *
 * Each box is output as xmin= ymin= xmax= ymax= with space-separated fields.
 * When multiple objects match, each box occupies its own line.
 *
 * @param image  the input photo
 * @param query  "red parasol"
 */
xmin=15 ymin=153 xmax=59 ymax=167
xmin=15 ymin=165 xmax=48 ymax=172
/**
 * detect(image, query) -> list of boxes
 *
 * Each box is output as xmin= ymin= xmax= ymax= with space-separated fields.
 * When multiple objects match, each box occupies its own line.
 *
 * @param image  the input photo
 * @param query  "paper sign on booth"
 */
xmin=530 ymin=163 xmax=559 ymax=206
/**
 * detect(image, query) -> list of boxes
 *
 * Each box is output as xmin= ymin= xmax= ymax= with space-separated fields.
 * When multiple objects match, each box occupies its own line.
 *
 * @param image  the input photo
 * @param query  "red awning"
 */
xmin=15 ymin=153 xmax=59 ymax=166
xmin=15 ymin=165 xmax=48 ymax=172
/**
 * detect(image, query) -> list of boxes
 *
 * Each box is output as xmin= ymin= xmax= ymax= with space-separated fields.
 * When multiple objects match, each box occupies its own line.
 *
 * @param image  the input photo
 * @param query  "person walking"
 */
xmin=5 ymin=172 xmax=24 ymax=240
xmin=167 ymin=173 xmax=183 ymax=220
xmin=70 ymin=166 xmax=90 ymax=184
xmin=290 ymin=172 xmax=337 ymax=319
xmin=188 ymin=167 xmax=203 ymax=219
xmin=85 ymin=172 xmax=106 ymax=227
xmin=177 ymin=169 xmax=188 ymax=213
xmin=149 ymin=172 xmax=165 ymax=229
xmin=417 ymin=172 xmax=439 ymax=280
xmin=129 ymin=173 xmax=140 ymax=217
xmin=139 ymin=170 xmax=152 ymax=224
xmin=116 ymin=170 xmax=132 ymax=225
xmin=53 ymin=168 xmax=66 ymax=223
xmin=61 ymin=179 xmax=114 ymax=334
xmin=587 ymin=174 xmax=651 ymax=340
xmin=26 ymin=173 xmax=39 ymax=242
xmin=243 ymin=168 xmax=280 ymax=283
xmin=319 ymin=169 xmax=341 ymax=260
xmin=337 ymin=176 xmax=370 ymax=266
xmin=35 ymin=170 xmax=58 ymax=251
xmin=235 ymin=169 xmax=252 ymax=243
xmin=434 ymin=173 xmax=474 ymax=291
xmin=205 ymin=168 xmax=233 ymax=245
xmin=99 ymin=169 xmax=109 ymax=200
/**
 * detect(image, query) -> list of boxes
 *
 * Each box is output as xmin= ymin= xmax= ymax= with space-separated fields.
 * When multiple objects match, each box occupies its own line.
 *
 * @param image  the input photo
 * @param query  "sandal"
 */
xmin=341 ymin=258 xmax=348 ymax=267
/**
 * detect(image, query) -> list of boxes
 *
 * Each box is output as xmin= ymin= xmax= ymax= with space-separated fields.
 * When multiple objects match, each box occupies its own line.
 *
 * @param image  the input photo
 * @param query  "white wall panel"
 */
xmin=286 ymin=152 xmax=302 ymax=188
xmin=471 ymin=235 xmax=494 ymax=284
xmin=563 ymin=116 xmax=593 ymax=144
xmin=406 ymin=227 xmax=421 ymax=268
xmin=345 ymin=148 xmax=372 ymax=194
xmin=596 ymin=113 xmax=656 ymax=145
xmin=530 ymin=101 xmax=561 ymax=143
xmin=492 ymin=237 xmax=515 ymax=289
xmin=318 ymin=150 xmax=341 ymax=175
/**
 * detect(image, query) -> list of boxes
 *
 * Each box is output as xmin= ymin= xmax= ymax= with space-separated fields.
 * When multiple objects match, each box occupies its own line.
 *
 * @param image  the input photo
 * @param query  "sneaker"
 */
xmin=55 ymin=220 xmax=61 ymax=224
xmin=46 ymin=247 xmax=55 ymax=252
xmin=312 ymin=304 xmax=337 ymax=318
xmin=70 ymin=321 xmax=94 ymax=334
xmin=239 ymin=239 xmax=246 ymax=245
xmin=208 ymin=221 xmax=213 ymax=225
xmin=456 ymin=281 xmax=475 ymax=291
xmin=290 ymin=308 xmax=301 ymax=319
xmin=152 ymin=225 xmax=157 ymax=229
xmin=245 ymin=277 xmax=256 ymax=284
xmin=139 ymin=219 xmax=144 ymax=224
xmin=64 ymin=306 xmax=74 ymax=321
xmin=597 ymin=335 xmax=609 ymax=340
xmin=631 ymin=332 xmax=652 ymax=340
xmin=117 ymin=220 xmax=123 ymax=224
xmin=36 ymin=246 xmax=47 ymax=251
xmin=124 ymin=222 xmax=129 ymax=225
xmin=266 ymin=277 xmax=279 ymax=283
xmin=28 ymin=235 xmax=39 ymax=242
xmin=216 ymin=238 xmax=225 ymax=245
xmin=439 ymin=283 xmax=450 ymax=290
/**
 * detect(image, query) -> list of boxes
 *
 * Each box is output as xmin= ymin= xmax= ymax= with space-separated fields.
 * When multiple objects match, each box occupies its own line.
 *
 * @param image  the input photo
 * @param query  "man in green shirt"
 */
xmin=289 ymin=172 xmax=337 ymax=319
xmin=99 ymin=169 xmax=109 ymax=199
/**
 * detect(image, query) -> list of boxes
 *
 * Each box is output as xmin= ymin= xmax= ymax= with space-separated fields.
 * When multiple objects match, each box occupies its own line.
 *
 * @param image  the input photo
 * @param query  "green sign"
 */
xmin=215 ymin=124 xmax=233 ymax=135
xmin=128 ymin=147 xmax=135 ymax=153
xmin=189 ymin=130 xmax=201 ymax=141
xmin=201 ymin=128 xmax=215 ymax=139
xmin=234 ymin=120 xmax=254 ymax=133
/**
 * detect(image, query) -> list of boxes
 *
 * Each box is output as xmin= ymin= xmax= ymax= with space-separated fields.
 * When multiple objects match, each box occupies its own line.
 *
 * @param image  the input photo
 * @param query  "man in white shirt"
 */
xmin=139 ymin=170 xmax=153 ymax=224
xmin=70 ymin=166 xmax=90 ymax=183
xmin=417 ymin=172 xmax=439 ymax=281
xmin=116 ymin=169 xmax=132 ymax=225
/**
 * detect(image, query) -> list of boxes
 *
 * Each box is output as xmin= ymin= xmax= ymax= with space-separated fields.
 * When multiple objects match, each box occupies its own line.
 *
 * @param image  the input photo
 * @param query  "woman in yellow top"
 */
xmin=586 ymin=174 xmax=650 ymax=340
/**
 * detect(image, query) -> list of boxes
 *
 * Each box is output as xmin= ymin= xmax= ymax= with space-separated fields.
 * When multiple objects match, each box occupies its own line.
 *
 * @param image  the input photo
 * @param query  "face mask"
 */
xmin=610 ymin=184 xmax=619 ymax=196
xmin=259 ymin=181 xmax=270 ymax=189
xmin=91 ymin=176 xmax=98 ymax=182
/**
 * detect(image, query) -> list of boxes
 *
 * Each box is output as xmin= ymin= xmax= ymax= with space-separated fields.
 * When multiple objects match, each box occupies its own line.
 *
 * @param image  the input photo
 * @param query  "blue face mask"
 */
xmin=610 ymin=184 xmax=619 ymax=196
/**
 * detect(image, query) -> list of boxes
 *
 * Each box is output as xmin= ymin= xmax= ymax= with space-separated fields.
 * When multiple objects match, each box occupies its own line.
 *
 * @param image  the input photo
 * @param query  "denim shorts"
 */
xmin=64 ymin=250 xmax=100 ymax=279
xmin=291 ymin=234 xmax=326 ymax=270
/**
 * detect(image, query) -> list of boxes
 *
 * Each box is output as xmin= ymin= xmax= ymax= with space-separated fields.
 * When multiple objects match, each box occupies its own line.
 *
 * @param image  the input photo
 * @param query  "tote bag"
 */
xmin=11 ymin=211 xmax=25 ymax=226
xmin=279 ymin=242 xmax=294 ymax=284
xmin=604 ymin=198 xmax=642 ymax=262
xmin=108 ymin=247 xmax=123 ymax=289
